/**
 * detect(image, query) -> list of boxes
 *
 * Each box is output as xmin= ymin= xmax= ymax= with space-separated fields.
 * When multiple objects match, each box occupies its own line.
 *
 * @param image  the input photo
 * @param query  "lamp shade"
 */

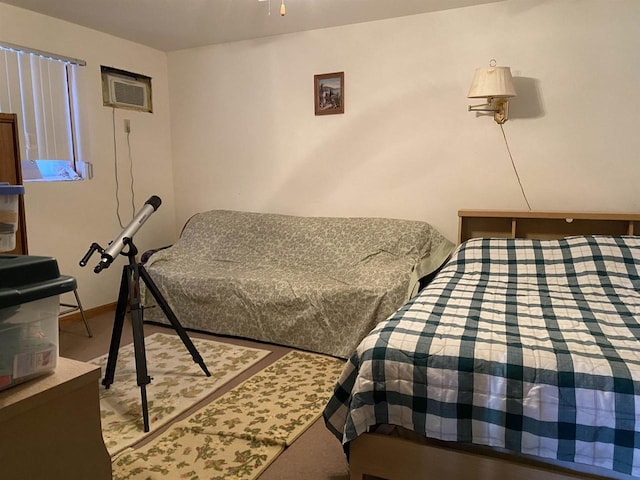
xmin=467 ymin=66 xmax=516 ymax=98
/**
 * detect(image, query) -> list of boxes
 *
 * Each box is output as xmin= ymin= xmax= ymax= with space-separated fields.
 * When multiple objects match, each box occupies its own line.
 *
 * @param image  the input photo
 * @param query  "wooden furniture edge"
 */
xmin=0 ymin=113 xmax=28 ymax=254
xmin=350 ymin=432 xmax=612 ymax=480
xmin=458 ymin=210 xmax=640 ymax=220
xmin=0 ymin=357 xmax=100 ymax=418
xmin=0 ymin=357 xmax=111 ymax=480
xmin=458 ymin=210 xmax=640 ymax=244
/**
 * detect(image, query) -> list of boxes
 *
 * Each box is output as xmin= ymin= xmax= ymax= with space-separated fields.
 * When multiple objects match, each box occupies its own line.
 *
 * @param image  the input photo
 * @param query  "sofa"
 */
xmin=142 ymin=209 xmax=454 ymax=358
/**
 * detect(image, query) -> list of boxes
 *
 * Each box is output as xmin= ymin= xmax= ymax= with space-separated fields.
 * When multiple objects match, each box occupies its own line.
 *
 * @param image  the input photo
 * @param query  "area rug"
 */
xmin=90 ymin=332 xmax=271 ymax=457
xmin=112 ymin=350 xmax=346 ymax=479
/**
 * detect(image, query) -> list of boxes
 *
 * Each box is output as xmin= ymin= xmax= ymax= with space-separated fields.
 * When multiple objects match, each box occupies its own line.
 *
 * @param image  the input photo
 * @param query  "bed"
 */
xmin=142 ymin=209 xmax=454 ymax=358
xmin=323 ymin=210 xmax=640 ymax=480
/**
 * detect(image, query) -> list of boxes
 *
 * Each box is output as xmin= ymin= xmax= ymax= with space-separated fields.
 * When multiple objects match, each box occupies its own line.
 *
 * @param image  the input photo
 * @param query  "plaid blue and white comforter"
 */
xmin=323 ymin=235 xmax=640 ymax=476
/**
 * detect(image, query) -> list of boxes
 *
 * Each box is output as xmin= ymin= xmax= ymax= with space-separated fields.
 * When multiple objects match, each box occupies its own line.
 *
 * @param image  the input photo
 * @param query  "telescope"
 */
xmin=79 ymin=193 xmax=209 ymax=433
xmin=80 ymin=195 xmax=161 ymax=273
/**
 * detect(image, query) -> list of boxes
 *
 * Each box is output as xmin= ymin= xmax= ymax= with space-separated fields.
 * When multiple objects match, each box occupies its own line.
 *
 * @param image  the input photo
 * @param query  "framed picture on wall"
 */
xmin=314 ymin=72 xmax=344 ymax=115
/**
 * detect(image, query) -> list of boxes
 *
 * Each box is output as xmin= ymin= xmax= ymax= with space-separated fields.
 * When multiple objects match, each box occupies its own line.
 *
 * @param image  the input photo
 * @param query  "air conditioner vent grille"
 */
xmin=101 ymin=66 xmax=152 ymax=113
xmin=113 ymin=81 xmax=146 ymax=107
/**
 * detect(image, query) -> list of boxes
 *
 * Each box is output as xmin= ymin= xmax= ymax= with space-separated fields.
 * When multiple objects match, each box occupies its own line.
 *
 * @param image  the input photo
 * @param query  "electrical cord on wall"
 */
xmin=112 ymin=107 xmax=137 ymax=229
xmin=112 ymin=107 xmax=125 ymax=229
xmin=499 ymin=124 xmax=531 ymax=211
xmin=127 ymin=128 xmax=136 ymax=217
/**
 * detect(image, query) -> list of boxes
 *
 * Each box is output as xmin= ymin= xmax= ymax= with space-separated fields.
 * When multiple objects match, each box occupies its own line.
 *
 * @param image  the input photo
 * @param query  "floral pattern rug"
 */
xmin=90 ymin=332 xmax=271 ymax=457
xmin=112 ymin=350 xmax=346 ymax=479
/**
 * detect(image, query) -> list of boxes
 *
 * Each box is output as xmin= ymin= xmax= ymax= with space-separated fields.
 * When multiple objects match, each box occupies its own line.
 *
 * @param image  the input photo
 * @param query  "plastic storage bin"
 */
xmin=0 ymin=254 xmax=76 ymax=391
xmin=0 ymin=183 xmax=25 ymax=252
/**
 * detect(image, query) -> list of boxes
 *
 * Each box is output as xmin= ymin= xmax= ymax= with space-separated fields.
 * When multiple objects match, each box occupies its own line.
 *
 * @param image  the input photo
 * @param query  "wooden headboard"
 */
xmin=458 ymin=210 xmax=640 ymax=244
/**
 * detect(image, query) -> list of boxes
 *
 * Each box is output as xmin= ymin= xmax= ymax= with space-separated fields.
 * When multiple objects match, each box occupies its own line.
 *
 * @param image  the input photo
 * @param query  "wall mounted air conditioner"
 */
xmin=108 ymin=76 xmax=148 ymax=110
xmin=101 ymin=66 xmax=152 ymax=113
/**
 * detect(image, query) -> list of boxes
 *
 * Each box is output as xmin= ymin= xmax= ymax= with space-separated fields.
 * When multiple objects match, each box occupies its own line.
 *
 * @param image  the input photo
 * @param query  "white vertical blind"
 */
xmin=30 ymin=55 xmax=73 ymax=162
xmin=0 ymin=45 xmax=81 ymax=180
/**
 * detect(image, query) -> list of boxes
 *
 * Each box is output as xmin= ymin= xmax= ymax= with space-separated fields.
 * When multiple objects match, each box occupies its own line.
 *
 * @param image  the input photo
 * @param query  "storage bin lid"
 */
xmin=0 ymin=183 xmax=25 ymax=195
xmin=0 ymin=254 xmax=76 ymax=308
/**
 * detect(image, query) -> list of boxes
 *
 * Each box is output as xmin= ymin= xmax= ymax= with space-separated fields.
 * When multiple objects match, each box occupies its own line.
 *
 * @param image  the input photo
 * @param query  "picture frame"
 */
xmin=314 ymin=72 xmax=344 ymax=115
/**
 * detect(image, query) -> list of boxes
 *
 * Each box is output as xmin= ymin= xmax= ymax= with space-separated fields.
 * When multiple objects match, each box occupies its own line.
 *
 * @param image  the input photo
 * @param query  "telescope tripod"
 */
xmin=101 ymin=238 xmax=211 ymax=432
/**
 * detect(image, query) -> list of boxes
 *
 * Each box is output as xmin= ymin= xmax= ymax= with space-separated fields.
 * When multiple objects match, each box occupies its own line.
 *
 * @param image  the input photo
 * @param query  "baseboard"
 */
xmin=59 ymin=302 xmax=117 ymax=326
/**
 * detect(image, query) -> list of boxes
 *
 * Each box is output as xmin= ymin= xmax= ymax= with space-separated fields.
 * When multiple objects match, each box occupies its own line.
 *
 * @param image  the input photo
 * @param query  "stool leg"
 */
xmin=74 ymin=289 xmax=93 ymax=338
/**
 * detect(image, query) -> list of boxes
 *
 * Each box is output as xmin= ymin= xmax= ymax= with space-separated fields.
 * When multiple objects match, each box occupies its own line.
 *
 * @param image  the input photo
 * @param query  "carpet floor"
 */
xmin=59 ymin=310 xmax=350 ymax=480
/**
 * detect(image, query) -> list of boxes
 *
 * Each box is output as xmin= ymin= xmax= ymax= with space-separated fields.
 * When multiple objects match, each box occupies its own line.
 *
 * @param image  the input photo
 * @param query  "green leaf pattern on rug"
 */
xmin=92 ymin=333 xmax=270 ymax=457
xmin=112 ymin=350 xmax=346 ymax=479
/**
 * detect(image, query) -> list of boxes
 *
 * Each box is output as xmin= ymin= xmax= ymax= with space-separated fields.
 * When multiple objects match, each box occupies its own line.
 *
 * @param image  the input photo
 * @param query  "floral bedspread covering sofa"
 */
xmin=142 ymin=209 xmax=454 ymax=358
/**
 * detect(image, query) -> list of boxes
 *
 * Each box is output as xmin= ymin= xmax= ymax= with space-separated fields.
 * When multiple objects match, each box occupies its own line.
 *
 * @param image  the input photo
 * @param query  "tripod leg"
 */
xmin=102 ymin=267 xmax=129 ymax=389
xmin=131 ymin=309 xmax=151 ymax=432
xmin=129 ymin=263 xmax=152 ymax=432
xmin=139 ymin=266 xmax=211 ymax=377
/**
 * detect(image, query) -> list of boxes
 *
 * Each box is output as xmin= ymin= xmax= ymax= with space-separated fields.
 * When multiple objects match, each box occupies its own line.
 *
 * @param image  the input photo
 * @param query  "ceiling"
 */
xmin=1 ymin=0 xmax=501 ymax=52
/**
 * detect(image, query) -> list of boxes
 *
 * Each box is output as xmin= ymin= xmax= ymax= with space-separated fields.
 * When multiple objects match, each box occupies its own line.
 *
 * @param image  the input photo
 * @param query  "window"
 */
xmin=0 ymin=43 xmax=87 ymax=182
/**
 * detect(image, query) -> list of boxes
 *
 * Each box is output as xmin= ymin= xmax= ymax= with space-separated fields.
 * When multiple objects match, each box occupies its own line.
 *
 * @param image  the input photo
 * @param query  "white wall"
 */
xmin=168 ymin=0 xmax=640 ymax=242
xmin=2 ymin=0 xmax=639 ymax=310
xmin=0 ymin=4 xmax=176 ymax=309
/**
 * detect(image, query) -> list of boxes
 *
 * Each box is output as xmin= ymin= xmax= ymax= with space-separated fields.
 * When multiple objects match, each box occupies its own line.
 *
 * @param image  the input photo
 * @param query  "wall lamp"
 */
xmin=467 ymin=60 xmax=516 ymax=124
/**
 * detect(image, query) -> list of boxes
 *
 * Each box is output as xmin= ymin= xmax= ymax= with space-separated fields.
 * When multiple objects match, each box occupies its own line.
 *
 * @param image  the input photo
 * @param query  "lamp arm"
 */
xmin=468 ymin=97 xmax=510 ymax=124
xmin=468 ymin=103 xmax=500 ymax=112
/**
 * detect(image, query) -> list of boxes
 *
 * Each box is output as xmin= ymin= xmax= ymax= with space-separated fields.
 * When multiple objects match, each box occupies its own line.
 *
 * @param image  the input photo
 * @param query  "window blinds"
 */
xmin=0 ymin=44 xmax=83 ymax=179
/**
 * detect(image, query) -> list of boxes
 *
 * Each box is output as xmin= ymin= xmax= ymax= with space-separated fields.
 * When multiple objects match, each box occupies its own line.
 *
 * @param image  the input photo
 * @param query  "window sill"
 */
xmin=24 ymin=176 xmax=85 ymax=183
